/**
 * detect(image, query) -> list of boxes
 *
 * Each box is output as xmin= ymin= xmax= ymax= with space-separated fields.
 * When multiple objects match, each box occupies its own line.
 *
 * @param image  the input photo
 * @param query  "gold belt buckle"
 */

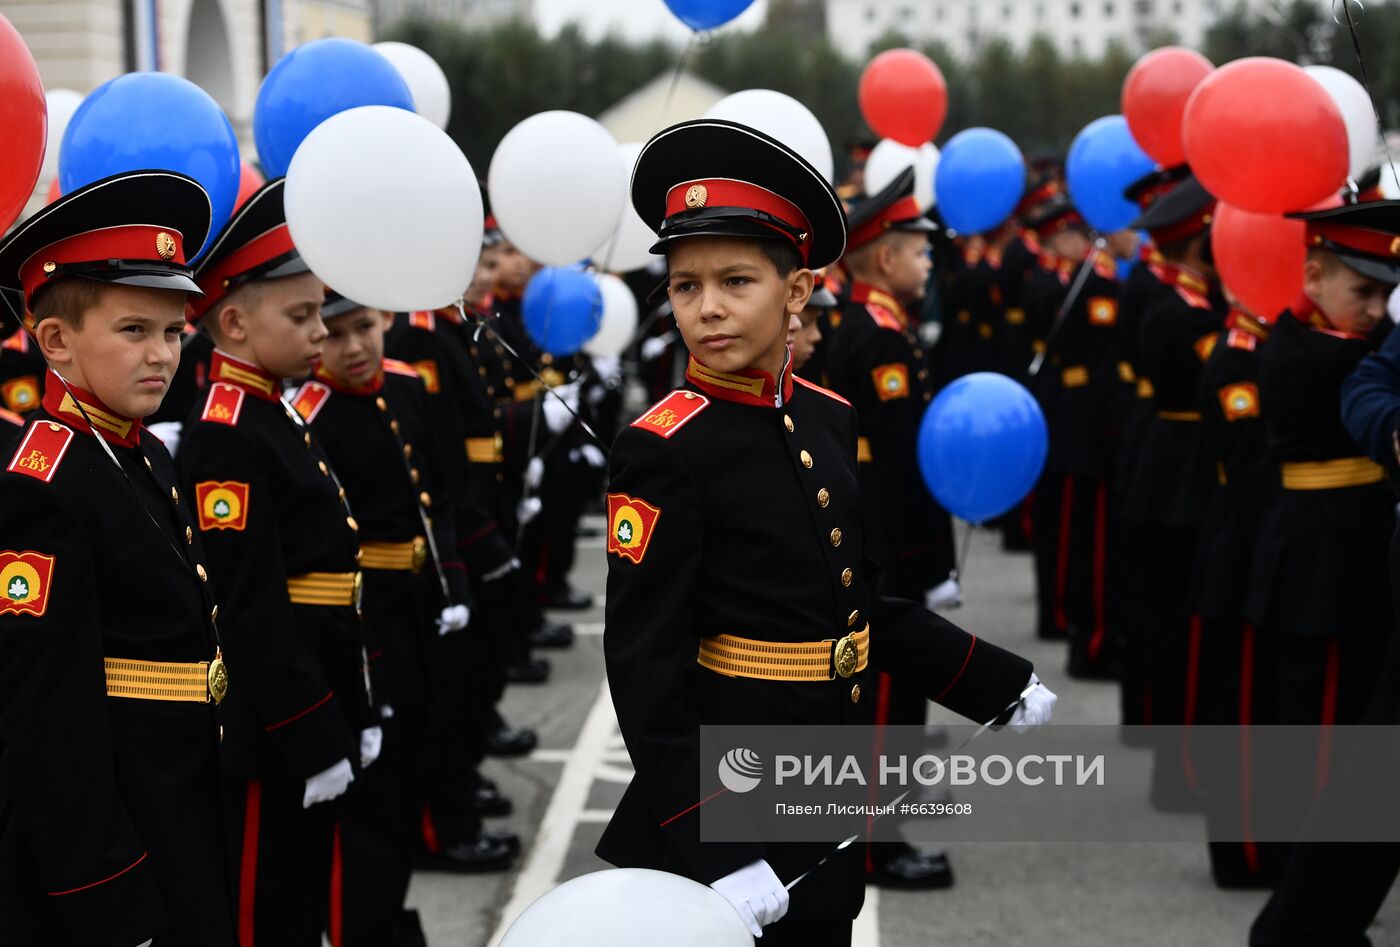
xmin=828 ymin=635 xmax=859 ymax=680
xmin=207 ymin=648 xmax=229 ymax=705
xmin=411 ymin=536 xmax=427 ymax=573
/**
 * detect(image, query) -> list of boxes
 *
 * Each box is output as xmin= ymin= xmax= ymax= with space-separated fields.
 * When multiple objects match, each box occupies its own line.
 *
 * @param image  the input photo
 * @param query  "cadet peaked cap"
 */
xmin=189 ymin=177 xmax=309 ymax=321
xmin=1287 ymin=199 xmax=1400 ymax=285
xmin=1129 ymin=173 xmax=1216 ymax=245
xmin=845 ymin=167 xmax=937 ymax=251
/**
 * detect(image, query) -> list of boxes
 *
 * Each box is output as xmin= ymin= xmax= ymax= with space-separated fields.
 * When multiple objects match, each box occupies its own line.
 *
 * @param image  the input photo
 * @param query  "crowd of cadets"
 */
xmin=3 ymin=130 xmax=1400 ymax=945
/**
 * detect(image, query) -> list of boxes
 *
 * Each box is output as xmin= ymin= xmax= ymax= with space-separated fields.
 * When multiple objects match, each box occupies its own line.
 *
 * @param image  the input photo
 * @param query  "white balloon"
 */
xmin=705 ymin=89 xmax=834 ymax=183
xmin=285 ymin=106 xmax=482 ymax=312
xmin=1305 ymin=65 xmax=1380 ymax=181
xmin=585 ymin=273 xmax=640 ymax=357
xmin=863 ymin=139 xmax=940 ymax=210
xmin=42 ymin=89 xmax=84 ymax=183
xmin=489 ymin=111 xmax=626 ymax=267
xmin=592 ymin=142 xmax=663 ymax=273
xmin=373 ymin=41 xmax=452 ymax=130
xmin=499 ymin=868 xmax=752 ymax=946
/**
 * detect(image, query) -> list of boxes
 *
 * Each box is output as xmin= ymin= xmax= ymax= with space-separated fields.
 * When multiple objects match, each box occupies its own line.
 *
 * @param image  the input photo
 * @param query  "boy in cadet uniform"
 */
xmin=0 ymin=295 xmax=29 ymax=440
xmin=1118 ymin=173 xmax=1225 ymax=810
xmin=0 ymin=309 xmax=45 ymax=418
xmin=1246 ymin=201 xmax=1400 ymax=766
xmin=0 ymin=171 xmax=234 ymax=945
xmin=600 ymin=119 xmax=1056 ymax=945
xmin=293 ymin=290 xmax=477 ymax=942
xmin=822 ymin=167 xmax=962 ymax=889
xmin=790 ymin=281 xmax=835 ymax=376
xmin=176 ymin=179 xmax=378 ymax=946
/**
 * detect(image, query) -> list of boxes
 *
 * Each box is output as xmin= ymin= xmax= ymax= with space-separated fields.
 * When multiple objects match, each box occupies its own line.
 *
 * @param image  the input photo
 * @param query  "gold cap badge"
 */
xmin=155 ymin=231 xmax=177 ymax=261
xmin=685 ymin=184 xmax=708 ymax=209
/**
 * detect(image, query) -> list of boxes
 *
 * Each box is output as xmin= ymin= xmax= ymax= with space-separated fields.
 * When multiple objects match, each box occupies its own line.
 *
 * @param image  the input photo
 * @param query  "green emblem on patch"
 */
xmin=7 ymin=577 xmax=29 ymax=601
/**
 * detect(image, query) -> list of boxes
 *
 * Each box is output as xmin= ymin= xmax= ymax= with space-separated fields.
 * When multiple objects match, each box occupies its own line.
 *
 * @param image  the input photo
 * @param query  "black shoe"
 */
xmin=393 ymin=908 xmax=429 ymax=947
xmin=531 ymin=621 xmax=575 ymax=649
xmin=485 ymin=725 xmax=539 ymax=757
xmin=505 ymin=657 xmax=551 ymax=684
xmin=482 ymin=828 xmax=522 ymax=854
xmin=415 ymin=835 xmax=516 ymax=874
xmin=543 ymin=585 xmax=594 ymax=610
xmin=472 ymin=782 xmax=514 ymax=817
xmin=869 ymin=847 xmax=955 ymax=890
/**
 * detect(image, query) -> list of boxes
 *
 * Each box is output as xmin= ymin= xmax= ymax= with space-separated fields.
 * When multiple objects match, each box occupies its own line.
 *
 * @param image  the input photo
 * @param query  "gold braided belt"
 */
xmin=1281 ymin=456 xmax=1385 ymax=491
xmin=105 ymin=651 xmax=228 ymax=704
xmin=698 ymin=626 xmax=870 ymax=682
xmin=358 ymin=539 xmax=427 ymax=573
xmin=1158 ymin=410 xmax=1202 ymax=422
xmin=856 ymin=437 xmax=873 ymax=463
xmin=466 ymin=434 xmax=504 ymax=464
xmin=1061 ymin=365 xmax=1089 ymax=389
xmin=286 ymin=571 xmax=362 ymax=606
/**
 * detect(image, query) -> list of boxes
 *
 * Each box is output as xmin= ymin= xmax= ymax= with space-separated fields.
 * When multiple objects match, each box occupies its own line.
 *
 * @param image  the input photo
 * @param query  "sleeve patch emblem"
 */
xmin=871 ymin=363 xmax=911 ymax=401
xmin=411 ymin=360 xmax=441 ymax=393
xmin=6 ymin=421 xmax=73 ymax=483
xmin=196 ymin=481 xmax=251 ymax=531
xmin=1088 ymin=297 xmax=1118 ymax=326
xmin=1194 ymin=333 xmax=1219 ymax=362
xmin=291 ymin=382 xmax=331 ymax=424
xmin=607 ymin=493 xmax=661 ymax=565
xmin=1219 ymin=382 xmax=1260 ymax=422
xmin=1 ymin=375 xmax=39 ymax=412
xmin=0 ymin=551 xmax=55 ymax=617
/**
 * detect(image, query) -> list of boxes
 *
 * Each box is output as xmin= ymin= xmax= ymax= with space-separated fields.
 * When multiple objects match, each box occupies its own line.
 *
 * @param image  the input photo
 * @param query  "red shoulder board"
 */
xmin=200 ymin=382 xmax=246 ymax=427
xmin=291 ymin=381 xmax=332 ymax=423
xmin=630 ymin=390 xmax=709 ymax=439
xmin=864 ymin=302 xmax=903 ymax=332
xmin=411 ymin=359 xmax=441 ymax=394
xmin=794 ymin=375 xmax=850 ymax=406
xmin=6 ymin=421 xmax=74 ymax=483
xmin=1226 ymin=329 xmax=1258 ymax=352
xmin=0 ymin=407 xmax=23 ymax=427
xmin=1175 ymin=285 xmax=1212 ymax=310
xmin=1093 ymin=254 xmax=1117 ymax=281
xmin=383 ymin=358 xmax=419 ymax=379
xmin=1194 ymin=333 xmax=1219 ymax=362
xmin=409 ymin=310 xmax=436 ymax=331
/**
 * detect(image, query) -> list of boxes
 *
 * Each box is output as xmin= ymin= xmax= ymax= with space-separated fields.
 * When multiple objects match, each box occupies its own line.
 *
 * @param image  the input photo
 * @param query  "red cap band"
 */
xmin=189 ymin=223 xmax=296 ymax=321
xmin=1307 ymin=221 xmax=1400 ymax=261
xmin=848 ymin=194 xmax=925 ymax=250
xmin=1148 ymin=202 xmax=1216 ymax=246
xmin=664 ymin=178 xmax=813 ymax=259
xmin=19 ymin=224 xmax=188 ymax=306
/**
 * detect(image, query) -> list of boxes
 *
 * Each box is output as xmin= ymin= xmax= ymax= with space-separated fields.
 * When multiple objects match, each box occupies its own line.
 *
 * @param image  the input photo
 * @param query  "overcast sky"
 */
xmin=532 ymin=0 xmax=769 ymax=43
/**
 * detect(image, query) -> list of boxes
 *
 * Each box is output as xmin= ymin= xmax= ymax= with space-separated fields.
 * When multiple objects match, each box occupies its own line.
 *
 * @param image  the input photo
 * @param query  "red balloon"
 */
xmin=1183 ymin=58 xmax=1349 ymax=215
xmin=0 ymin=15 xmax=47 ymax=232
xmin=45 ymin=176 xmax=60 ymax=205
xmin=1121 ymin=46 xmax=1213 ymax=167
xmin=859 ymin=49 xmax=948 ymax=147
xmin=235 ymin=161 xmax=265 ymax=210
xmin=1212 ymin=204 xmax=1305 ymax=322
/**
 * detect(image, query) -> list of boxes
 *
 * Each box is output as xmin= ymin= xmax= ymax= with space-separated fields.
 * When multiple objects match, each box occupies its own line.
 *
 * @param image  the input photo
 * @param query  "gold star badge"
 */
xmin=685 ymin=184 xmax=708 ymax=209
xmin=155 ymin=231 xmax=177 ymax=261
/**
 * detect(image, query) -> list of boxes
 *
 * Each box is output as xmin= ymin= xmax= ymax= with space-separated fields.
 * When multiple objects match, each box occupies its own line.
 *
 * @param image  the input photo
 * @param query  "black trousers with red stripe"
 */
xmin=1138 ymin=526 xmax=1202 ymax=807
xmin=225 ymin=776 xmax=339 ymax=947
xmin=1031 ymin=473 xmax=1067 ymax=640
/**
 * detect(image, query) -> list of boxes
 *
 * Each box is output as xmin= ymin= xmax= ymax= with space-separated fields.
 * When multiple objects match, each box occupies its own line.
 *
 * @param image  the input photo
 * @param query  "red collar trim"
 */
xmin=684 ymin=353 xmax=794 ymax=407
xmin=849 ymin=281 xmax=909 ymax=326
xmin=209 ymin=350 xmax=280 ymax=401
xmin=42 ymin=371 xmax=141 ymax=448
xmin=315 ymin=363 xmax=384 ymax=395
xmin=1149 ymin=260 xmax=1210 ymax=296
xmin=1291 ymin=292 xmax=1370 ymax=341
xmin=1227 ymin=308 xmax=1271 ymax=337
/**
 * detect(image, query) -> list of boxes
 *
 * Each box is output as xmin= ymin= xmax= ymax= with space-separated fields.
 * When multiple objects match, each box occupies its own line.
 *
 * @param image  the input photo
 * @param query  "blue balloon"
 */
xmin=254 ymin=38 xmax=414 ymax=178
xmin=934 ymin=128 xmax=1026 ymax=236
xmin=917 ymin=372 xmax=1047 ymax=523
xmin=59 ymin=73 xmax=239 ymax=260
xmin=663 ymin=0 xmax=756 ymax=30
xmin=1065 ymin=115 xmax=1157 ymax=233
xmin=523 ymin=268 xmax=604 ymax=357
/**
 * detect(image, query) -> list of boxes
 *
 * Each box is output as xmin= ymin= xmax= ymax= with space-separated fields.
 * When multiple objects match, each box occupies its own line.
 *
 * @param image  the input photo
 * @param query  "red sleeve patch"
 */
xmin=200 ymin=383 xmax=246 ymax=427
xmin=607 ymin=493 xmax=661 ymax=565
xmin=1226 ymin=329 xmax=1258 ymax=351
xmin=1176 ymin=286 xmax=1212 ymax=310
xmin=291 ymin=382 xmax=332 ymax=423
xmin=871 ymin=363 xmax=911 ymax=401
xmin=2 ymin=375 xmax=40 ymax=413
xmin=1088 ymin=297 xmax=1118 ymax=326
xmin=1219 ymin=382 xmax=1260 ymax=421
xmin=383 ymin=358 xmax=419 ymax=379
xmin=0 ymin=550 xmax=55 ymax=617
xmin=196 ymin=481 xmax=251 ymax=531
xmin=6 ymin=421 xmax=73 ymax=483
xmin=410 ymin=360 xmax=441 ymax=394
xmin=630 ymin=390 xmax=709 ymax=439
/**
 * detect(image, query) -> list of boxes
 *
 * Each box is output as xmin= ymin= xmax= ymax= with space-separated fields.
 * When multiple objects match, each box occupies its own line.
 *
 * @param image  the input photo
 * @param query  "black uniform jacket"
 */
xmin=1246 ymin=307 xmax=1396 ymax=638
xmin=0 ymin=329 xmax=44 ymax=417
xmin=825 ymin=281 xmax=947 ymax=594
xmin=178 ymin=351 xmax=370 ymax=780
xmin=0 ymin=374 xmax=232 ymax=946
xmin=596 ymin=353 xmax=1032 ymax=921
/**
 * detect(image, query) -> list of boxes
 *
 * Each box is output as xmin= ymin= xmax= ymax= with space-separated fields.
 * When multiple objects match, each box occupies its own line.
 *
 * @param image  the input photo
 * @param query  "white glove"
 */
xmin=640 ymin=336 xmax=669 ymax=360
xmin=1007 ymin=673 xmax=1057 ymax=733
xmin=542 ymin=383 xmax=580 ymax=434
xmin=147 ymin=421 xmax=182 ymax=458
xmin=359 ymin=726 xmax=383 ymax=768
xmin=578 ymin=443 xmax=607 ymax=469
xmin=592 ymin=355 xmax=622 ymax=384
xmin=137 ymin=941 xmax=154 ymax=947
xmin=437 ymin=603 xmax=471 ymax=635
xmin=918 ymin=320 xmax=942 ymax=348
xmin=380 ymin=703 xmax=395 ymax=720
xmin=710 ymin=858 xmax=789 ymax=938
xmin=925 ymin=576 xmax=963 ymax=611
xmin=482 ymin=556 xmax=521 ymax=582
xmin=303 ymin=757 xmax=353 ymax=808
xmin=524 ymin=456 xmax=545 ymax=491
xmin=517 ymin=496 xmax=543 ymax=525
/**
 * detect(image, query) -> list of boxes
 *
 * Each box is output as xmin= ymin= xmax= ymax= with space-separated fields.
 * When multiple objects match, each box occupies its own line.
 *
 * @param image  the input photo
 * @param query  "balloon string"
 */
xmin=955 ymin=519 xmax=974 ymax=586
xmin=1334 ymin=0 xmax=1400 ymax=188
xmin=663 ymin=34 xmax=699 ymax=119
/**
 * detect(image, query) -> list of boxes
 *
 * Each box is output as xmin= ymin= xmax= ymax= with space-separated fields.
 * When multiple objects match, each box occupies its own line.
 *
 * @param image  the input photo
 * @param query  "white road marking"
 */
xmin=574 ymin=621 xmax=605 ymax=636
xmin=488 ymin=681 xmax=618 ymax=946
